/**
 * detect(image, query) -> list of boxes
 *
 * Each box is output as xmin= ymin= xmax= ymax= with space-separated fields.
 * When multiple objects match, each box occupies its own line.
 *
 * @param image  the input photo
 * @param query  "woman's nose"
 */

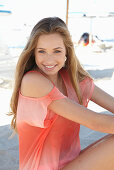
xmin=46 ymin=53 xmax=52 ymax=57
xmin=45 ymin=53 xmax=55 ymax=60
xmin=44 ymin=53 xmax=55 ymax=63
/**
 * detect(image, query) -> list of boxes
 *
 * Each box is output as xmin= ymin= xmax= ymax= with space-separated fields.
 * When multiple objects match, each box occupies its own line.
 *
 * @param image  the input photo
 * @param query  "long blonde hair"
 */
xmin=9 ymin=17 xmax=90 ymax=132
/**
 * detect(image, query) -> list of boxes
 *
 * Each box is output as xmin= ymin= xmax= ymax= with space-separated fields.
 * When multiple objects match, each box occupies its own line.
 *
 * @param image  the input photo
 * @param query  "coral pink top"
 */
xmin=17 ymin=69 xmax=94 ymax=170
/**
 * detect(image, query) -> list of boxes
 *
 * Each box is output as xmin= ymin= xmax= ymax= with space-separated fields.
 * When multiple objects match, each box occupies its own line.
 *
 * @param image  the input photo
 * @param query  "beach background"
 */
xmin=0 ymin=0 xmax=114 ymax=169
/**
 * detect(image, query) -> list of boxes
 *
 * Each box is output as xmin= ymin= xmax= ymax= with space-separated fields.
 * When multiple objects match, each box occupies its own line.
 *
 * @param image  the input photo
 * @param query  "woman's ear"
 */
xmin=65 ymin=56 xmax=67 ymax=62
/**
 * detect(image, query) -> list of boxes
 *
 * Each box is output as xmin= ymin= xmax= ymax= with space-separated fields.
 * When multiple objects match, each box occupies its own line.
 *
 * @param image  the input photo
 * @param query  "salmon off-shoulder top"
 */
xmin=16 ymin=68 xmax=95 ymax=170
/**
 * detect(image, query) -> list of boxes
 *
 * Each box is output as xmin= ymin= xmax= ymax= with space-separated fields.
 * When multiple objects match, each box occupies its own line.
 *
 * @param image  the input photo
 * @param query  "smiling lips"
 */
xmin=43 ymin=65 xmax=57 ymax=70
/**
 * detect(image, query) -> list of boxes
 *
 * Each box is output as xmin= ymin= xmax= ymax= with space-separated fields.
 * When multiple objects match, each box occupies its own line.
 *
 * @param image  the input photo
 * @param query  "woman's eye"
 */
xmin=54 ymin=50 xmax=61 ymax=53
xmin=38 ymin=50 xmax=45 ymax=53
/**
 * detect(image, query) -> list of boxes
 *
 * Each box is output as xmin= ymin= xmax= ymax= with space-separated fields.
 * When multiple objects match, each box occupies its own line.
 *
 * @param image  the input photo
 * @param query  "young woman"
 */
xmin=9 ymin=17 xmax=114 ymax=170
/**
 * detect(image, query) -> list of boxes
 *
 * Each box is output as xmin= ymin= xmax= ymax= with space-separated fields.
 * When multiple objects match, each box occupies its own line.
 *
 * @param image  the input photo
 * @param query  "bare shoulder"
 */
xmin=20 ymin=71 xmax=54 ymax=98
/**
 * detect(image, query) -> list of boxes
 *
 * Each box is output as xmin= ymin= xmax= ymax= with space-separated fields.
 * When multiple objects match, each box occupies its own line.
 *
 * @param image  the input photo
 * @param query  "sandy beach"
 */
xmin=0 ymin=46 xmax=114 ymax=170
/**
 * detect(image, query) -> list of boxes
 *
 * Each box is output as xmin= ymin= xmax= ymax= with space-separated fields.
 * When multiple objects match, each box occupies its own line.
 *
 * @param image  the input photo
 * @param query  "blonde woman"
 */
xmin=9 ymin=17 xmax=114 ymax=170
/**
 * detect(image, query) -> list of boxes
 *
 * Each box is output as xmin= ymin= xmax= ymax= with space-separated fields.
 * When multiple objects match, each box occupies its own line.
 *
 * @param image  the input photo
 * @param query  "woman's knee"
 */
xmin=61 ymin=134 xmax=114 ymax=170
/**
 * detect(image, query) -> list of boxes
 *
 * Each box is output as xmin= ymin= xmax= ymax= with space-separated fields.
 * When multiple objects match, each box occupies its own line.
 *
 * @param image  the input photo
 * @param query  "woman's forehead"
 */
xmin=36 ymin=33 xmax=65 ymax=49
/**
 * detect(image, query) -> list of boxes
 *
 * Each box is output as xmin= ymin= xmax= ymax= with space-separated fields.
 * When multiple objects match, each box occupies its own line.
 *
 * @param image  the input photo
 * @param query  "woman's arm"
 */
xmin=90 ymin=85 xmax=114 ymax=113
xmin=48 ymin=98 xmax=114 ymax=134
xmin=21 ymin=72 xmax=114 ymax=134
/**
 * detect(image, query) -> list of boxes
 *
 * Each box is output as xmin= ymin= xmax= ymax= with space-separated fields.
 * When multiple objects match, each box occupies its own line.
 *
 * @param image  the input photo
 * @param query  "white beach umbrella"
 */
xmin=68 ymin=11 xmax=114 ymax=44
xmin=81 ymin=11 xmax=114 ymax=44
xmin=66 ymin=0 xmax=114 ymax=43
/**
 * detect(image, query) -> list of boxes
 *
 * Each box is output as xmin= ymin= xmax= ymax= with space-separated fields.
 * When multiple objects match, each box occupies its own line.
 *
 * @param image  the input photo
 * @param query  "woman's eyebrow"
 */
xmin=36 ymin=47 xmax=63 ymax=50
xmin=53 ymin=47 xmax=63 ymax=50
xmin=36 ymin=48 xmax=45 ymax=50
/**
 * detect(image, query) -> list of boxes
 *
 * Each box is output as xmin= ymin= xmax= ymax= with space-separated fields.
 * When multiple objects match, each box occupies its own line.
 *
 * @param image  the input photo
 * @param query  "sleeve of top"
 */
xmin=17 ymin=86 xmax=66 ymax=128
xmin=80 ymin=77 xmax=95 ymax=107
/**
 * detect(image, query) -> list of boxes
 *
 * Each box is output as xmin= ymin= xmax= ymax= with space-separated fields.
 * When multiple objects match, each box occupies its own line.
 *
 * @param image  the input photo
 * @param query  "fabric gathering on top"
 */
xmin=16 ymin=68 xmax=95 ymax=170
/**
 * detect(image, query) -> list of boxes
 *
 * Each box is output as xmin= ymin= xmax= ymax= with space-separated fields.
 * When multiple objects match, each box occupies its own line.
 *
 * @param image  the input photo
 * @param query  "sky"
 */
xmin=0 ymin=0 xmax=114 ymax=46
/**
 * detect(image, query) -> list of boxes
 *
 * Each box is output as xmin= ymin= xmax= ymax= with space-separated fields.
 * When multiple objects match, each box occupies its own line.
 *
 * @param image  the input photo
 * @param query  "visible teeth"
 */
xmin=45 ymin=65 xmax=55 ymax=68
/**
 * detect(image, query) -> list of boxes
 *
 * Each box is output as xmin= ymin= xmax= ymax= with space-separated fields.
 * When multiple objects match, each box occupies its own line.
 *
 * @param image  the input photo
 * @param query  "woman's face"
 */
xmin=35 ymin=33 xmax=66 ymax=76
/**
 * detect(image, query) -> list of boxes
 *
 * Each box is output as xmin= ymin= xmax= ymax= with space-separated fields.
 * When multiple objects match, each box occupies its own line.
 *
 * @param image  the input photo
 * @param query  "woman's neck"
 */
xmin=47 ymin=73 xmax=61 ymax=87
xmin=32 ymin=67 xmax=61 ymax=87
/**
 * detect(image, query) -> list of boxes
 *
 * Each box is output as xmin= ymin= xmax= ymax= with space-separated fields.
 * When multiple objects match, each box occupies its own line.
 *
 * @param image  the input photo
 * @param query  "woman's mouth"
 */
xmin=43 ymin=65 xmax=57 ymax=70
